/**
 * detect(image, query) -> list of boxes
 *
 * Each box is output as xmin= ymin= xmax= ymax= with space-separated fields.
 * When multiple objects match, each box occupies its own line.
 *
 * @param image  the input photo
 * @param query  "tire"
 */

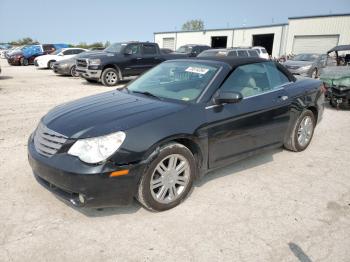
xmin=70 ymin=65 xmax=79 ymax=77
xmin=48 ymin=60 xmax=55 ymax=69
xmin=137 ymin=143 xmax=196 ymax=211
xmin=21 ymin=58 xmax=29 ymax=66
xmin=311 ymin=68 xmax=318 ymax=79
xmin=284 ymin=110 xmax=316 ymax=152
xmin=101 ymin=68 xmax=119 ymax=86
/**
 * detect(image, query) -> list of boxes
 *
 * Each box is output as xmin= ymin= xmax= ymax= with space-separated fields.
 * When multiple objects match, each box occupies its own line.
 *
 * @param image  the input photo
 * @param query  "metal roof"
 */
xmin=154 ymin=13 xmax=350 ymax=35
xmin=154 ymin=23 xmax=288 ymax=35
xmin=289 ymin=13 xmax=350 ymax=20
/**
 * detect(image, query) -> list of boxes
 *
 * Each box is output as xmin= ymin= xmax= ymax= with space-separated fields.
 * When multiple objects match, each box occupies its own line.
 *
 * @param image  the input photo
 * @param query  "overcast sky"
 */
xmin=1 ymin=0 xmax=349 ymax=44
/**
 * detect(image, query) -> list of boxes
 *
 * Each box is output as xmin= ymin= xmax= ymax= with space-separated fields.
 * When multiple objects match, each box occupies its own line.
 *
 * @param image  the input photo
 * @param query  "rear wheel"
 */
xmin=284 ymin=110 xmax=316 ymax=152
xmin=48 ymin=60 xmax=55 ymax=69
xmin=101 ymin=68 xmax=119 ymax=86
xmin=21 ymin=58 xmax=29 ymax=66
xmin=137 ymin=143 xmax=195 ymax=211
xmin=70 ymin=65 xmax=79 ymax=77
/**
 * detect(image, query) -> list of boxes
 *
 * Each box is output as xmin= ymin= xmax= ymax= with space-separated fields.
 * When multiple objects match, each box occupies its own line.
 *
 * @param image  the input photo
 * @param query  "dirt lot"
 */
xmin=0 ymin=58 xmax=349 ymax=262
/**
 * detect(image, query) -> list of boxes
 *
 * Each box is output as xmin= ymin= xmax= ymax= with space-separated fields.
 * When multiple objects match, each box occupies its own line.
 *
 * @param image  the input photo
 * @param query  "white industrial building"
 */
xmin=154 ymin=13 xmax=350 ymax=58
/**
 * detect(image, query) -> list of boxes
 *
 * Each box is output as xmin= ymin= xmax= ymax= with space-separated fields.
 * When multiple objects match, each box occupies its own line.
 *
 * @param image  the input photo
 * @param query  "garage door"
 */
xmin=163 ymin=38 xmax=175 ymax=50
xmin=292 ymin=35 xmax=339 ymax=54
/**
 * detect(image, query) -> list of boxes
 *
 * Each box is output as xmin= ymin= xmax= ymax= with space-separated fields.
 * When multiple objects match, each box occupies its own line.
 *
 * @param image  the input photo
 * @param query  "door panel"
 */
xmin=207 ymin=87 xmax=291 ymax=169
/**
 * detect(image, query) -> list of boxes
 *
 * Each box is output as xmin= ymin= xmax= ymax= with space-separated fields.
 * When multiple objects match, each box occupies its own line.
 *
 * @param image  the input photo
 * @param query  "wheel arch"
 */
xmin=142 ymin=135 xmax=205 ymax=179
xmin=102 ymin=64 xmax=122 ymax=79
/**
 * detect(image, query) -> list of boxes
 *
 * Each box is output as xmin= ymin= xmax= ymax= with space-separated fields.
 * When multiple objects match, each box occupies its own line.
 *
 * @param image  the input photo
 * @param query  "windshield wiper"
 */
xmin=132 ymin=91 xmax=161 ymax=100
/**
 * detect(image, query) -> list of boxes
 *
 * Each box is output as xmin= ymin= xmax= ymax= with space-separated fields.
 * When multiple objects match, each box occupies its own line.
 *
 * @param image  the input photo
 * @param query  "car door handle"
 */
xmin=280 ymin=95 xmax=288 ymax=101
xmin=276 ymin=95 xmax=288 ymax=102
xmin=136 ymin=57 xmax=142 ymax=60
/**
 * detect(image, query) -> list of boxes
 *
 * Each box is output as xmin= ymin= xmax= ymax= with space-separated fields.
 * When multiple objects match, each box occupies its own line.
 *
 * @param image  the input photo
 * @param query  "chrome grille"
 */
xmin=34 ymin=123 xmax=68 ymax=157
xmin=76 ymin=59 xmax=87 ymax=68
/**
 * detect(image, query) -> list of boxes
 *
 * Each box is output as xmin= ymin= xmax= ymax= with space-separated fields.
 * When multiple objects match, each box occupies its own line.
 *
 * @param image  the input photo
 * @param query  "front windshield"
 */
xmin=104 ymin=43 xmax=125 ymax=53
xmin=127 ymin=61 xmax=220 ymax=102
xmin=176 ymin=46 xmax=192 ymax=53
xmin=292 ymin=54 xmax=320 ymax=61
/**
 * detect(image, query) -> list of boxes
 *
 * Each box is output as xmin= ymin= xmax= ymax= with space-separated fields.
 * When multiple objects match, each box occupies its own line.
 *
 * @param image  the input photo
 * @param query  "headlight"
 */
xmin=68 ymin=131 xmax=126 ymax=164
xmin=299 ymin=65 xmax=312 ymax=71
xmin=88 ymin=59 xmax=101 ymax=65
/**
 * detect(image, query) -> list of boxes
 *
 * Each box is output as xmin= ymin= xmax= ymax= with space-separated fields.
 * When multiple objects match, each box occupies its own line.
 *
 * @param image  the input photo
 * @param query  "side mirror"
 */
xmin=58 ymin=53 xmax=63 ymax=56
xmin=214 ymin=91 xmax=243 ymax=105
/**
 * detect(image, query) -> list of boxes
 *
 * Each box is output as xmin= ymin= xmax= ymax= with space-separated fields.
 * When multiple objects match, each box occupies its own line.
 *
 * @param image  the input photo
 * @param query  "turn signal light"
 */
xmin=109 ymin=169 xmax=129 ymax=177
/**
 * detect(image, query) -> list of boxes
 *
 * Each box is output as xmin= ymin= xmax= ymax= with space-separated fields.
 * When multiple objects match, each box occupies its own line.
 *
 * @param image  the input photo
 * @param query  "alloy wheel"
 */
xmin=150 ymin=154 xmax=190 ymax=204
xmin=105 ymin=71 xmax=118 ymax=85
xmin=297 ymin=115 xmax=314 ymax=147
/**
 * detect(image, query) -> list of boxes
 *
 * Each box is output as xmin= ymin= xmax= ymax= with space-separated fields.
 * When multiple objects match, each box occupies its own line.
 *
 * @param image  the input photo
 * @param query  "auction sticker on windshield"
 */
xmin=185 ymin=66 xmax=209 ymax=75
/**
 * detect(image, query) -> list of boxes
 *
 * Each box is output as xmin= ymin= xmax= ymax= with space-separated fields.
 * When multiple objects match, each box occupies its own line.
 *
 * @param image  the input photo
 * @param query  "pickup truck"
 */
xmin=75 ymin=42 xmax=187 ymax=86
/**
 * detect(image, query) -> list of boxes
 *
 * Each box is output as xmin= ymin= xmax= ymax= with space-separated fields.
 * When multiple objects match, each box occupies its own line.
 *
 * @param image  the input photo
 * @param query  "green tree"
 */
xmin=9 ymin=37 xmax=39 ymax=45
xmin=182 ymin=19 xmax=204 ymax=31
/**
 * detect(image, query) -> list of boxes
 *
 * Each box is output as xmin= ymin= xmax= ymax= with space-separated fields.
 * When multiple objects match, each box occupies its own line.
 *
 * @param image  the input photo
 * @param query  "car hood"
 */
xmin=42 ymin=90 xmax=186 ymax=139
xmin=284 ymin=60 xmax=315 ymax=67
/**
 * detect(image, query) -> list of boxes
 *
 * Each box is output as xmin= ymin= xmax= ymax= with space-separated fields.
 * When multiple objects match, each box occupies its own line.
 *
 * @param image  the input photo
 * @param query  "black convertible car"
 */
xmin=28 ymin=57 xmax=325 ymax=211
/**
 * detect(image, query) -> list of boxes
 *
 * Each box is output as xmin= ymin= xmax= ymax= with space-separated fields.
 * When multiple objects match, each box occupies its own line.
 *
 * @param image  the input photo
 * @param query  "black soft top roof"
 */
xmin=195 ymin=56 xmax=267 ymax=68
xmin=327 ymin=45 xmax=350 ymax=54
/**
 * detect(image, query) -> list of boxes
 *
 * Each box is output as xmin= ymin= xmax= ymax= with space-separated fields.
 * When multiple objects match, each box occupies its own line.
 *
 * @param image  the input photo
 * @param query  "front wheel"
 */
xmin=70 ymin=65 xmax=79 ymax=77
xmin=101 ymin=68 xmax=119 ymax=86
xmin=137 ymin=143 xmax=196 ymax=211
xmin=48 ymin=60 xmax=55 ymax=69
xmin=284 ymin=110 xmax=316 ymax=152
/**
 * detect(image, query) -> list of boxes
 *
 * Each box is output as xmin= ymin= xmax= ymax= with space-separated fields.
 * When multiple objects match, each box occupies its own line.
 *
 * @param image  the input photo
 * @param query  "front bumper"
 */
xmin=76 ymin=66 xmax=102 ymax=80
xmin=7 ymin=57 xmax=21 ymax=65
xmin=53 ymin=64 xmax=70 ymax=75
xmin=28 ymin=136 xmax=144 ymax=208
xmin=328 ymin=87 xmax=350 ymax=107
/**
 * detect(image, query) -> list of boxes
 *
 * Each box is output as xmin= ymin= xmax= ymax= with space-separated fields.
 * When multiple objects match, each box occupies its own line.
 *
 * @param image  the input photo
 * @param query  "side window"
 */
xmin=125 ymin=44 xmax=141 ymax=55
xmin=143 ymin=44 xmax=157 ymax=55
xmin=237 ymin=50 xmax=248 ymax=57
xmin=248 ymin=50 xmax=259 ymax=57
xmin=220 ymin=62 xmax=289 ymax=98
xmin=62 ymin=50 xmax=72 ymax=55
xmin=228 ymin=51 xmax=238 ymax=57
xmin=75 ymin=49 xmax=85 ymax=54
xmin=264 ymin=62 xmax=290 ymax=87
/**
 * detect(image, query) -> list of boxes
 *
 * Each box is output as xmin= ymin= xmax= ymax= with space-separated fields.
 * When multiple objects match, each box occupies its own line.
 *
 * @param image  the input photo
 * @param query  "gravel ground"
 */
xmin=0 ymin=59 xmax=349 ymax=262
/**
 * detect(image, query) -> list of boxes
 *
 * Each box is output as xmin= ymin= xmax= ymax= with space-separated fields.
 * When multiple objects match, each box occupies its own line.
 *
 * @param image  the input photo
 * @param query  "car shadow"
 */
xmin=195 ymin=147 xmax=282 ymax=188
xmin=53 ymin=194 xmax=142 ymax=217
xmin=81 ymin=79 xmax=130 ymax=87
xmin=0 ymin=76 xmax=13 ymax=80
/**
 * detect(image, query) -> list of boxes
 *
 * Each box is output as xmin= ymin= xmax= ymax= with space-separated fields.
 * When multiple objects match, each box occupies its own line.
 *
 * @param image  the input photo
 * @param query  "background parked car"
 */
xmin=52 ymin=51 xmax=91 ymax=77
xmin=35 ymin=48 xmax=87 ymax=69
xmin=320 ymin=44 xmax=350 ymax=108
xmin=283 ymin=53 xmax=327 ymax=78
xmin=160 ymin=48 xmax=173 ymax=54
xmin=7 ymin=44 xmax=69 ymax=66
xmin=252 ymin=46 xmax=269 ymax=59
xmin=175 ymin=44 xmax=211 ymax=57
xmin=198 ymin=48 xmax=259 ymax=58
xmin=76 ymin=42 xmax=188 ymax=86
